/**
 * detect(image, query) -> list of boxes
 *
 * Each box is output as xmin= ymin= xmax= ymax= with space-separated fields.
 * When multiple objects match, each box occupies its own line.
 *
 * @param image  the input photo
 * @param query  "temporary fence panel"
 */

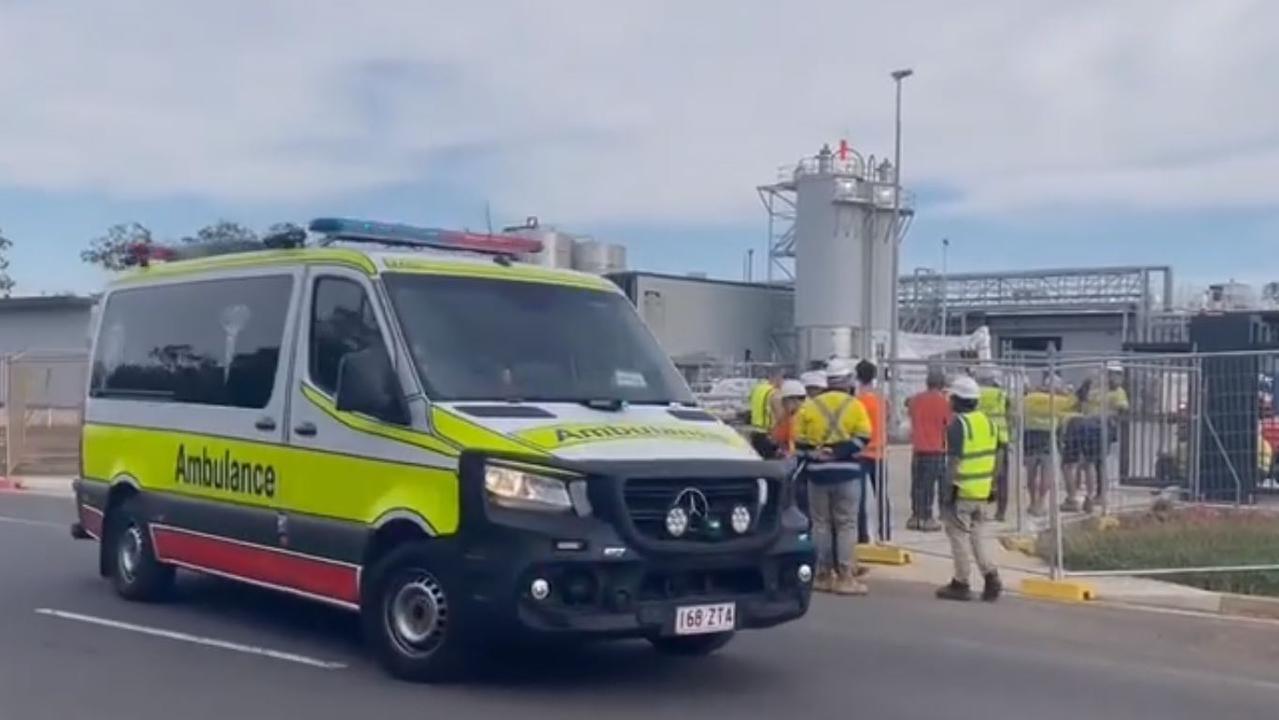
xmin=1040 ymin=350 xmax=1279 ymax=586
xmin=3 ymin=352 xmax=87 ymax=477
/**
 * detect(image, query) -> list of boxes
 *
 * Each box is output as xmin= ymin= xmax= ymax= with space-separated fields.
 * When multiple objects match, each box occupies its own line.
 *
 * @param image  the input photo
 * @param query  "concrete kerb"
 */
xmin=0 ymin=476 xmax=74 ymax=497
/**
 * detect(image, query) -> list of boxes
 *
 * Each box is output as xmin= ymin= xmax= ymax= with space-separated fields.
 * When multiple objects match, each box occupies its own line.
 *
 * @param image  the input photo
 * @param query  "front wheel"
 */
xmin=362 ymin=541 xmax=474 ymax=682
xmin=107 ymin=497 xmax=174 ymax=601
xmin=649 ymin=632 xmax=735 ymax=657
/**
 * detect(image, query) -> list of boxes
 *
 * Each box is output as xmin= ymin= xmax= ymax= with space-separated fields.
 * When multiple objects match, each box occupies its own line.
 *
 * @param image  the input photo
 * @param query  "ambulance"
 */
xmin=71 ymin=218 xmax=814 ymax=681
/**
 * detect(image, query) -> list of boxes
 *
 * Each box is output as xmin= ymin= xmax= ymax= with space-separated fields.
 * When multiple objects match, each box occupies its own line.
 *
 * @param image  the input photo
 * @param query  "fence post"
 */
xmin=1048 ymin=353 xmax=1065 ymax=580
xmin=1012 ymin=365 xmax=1026 ymax=534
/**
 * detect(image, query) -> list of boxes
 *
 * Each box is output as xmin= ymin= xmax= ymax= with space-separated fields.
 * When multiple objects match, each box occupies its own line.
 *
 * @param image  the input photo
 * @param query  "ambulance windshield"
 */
xmin=384 ymin=274 xmax=696 ymax=405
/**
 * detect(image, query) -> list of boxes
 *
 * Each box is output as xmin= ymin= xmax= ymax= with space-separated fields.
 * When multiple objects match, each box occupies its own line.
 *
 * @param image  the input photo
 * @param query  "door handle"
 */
xmin=294 ymin=422 xmax=318 ymax=437
xmin=254 ymin=417 xmax=277 ymax=432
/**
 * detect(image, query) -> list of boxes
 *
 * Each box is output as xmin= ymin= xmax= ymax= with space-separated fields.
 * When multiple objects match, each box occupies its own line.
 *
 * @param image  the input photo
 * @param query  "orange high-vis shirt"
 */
xmin=857 ymin=389 xmax=886 ymax=460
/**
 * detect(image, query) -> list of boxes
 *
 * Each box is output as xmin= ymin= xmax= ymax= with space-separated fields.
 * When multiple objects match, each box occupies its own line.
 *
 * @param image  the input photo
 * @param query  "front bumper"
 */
xmin=453 ymin=452 xmax=814 ymax=639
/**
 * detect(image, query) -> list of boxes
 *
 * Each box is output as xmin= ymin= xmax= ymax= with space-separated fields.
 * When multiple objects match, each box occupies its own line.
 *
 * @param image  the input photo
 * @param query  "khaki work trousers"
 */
xmin=943 ymin=498 xmax=996 ymax=584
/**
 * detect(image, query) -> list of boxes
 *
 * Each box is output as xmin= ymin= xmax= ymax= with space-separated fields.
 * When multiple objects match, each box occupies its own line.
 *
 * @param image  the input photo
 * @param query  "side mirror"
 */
xmin=335 ymin=344 xmax=410 ymax=426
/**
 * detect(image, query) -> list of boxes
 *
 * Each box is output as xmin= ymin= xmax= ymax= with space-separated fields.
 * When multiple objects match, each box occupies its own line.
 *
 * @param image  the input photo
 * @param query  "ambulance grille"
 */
xmin=623 ymin=477 xmax=774 ymax=543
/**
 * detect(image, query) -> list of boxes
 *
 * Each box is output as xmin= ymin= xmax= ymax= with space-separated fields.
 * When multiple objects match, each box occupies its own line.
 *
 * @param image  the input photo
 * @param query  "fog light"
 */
xmin=730 ymin=505 xmax=752 ymax=534
xmin=665 ymin=507 xmax=689 ymax=537
xmin=530 ymin=578 xmax=551 ymax=601
xmin=798 ymin=564 xmax=813 ymax=584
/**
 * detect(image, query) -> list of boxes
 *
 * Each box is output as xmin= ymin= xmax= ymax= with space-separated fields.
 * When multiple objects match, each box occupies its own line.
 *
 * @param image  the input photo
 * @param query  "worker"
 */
xmin=748 ymin=369 xmax=786 ymax=458
xmin=1022 ymin=375 xmax=1078 ymax=517
xmin=976 ymin=366 xmax=1012 ymax=522
xmin=1069 ymin=362 xmax=1129 ymax=514
xmin=771 ymin=379 xmax=810 ymax=514
xmin=854 ymin=359 xmax=885 ymax=545
xmin=936 ymin=376 xmax=1003 ymax=602
xmin=771 ymin=379 xmax=809 ymax=455
xmin=800 ymin=370 xmax=827 ymax=398
xmin=793 ymin=358 xmax=873 ymax=596
xmin=907 ymin=368 xmax=951 ymax=531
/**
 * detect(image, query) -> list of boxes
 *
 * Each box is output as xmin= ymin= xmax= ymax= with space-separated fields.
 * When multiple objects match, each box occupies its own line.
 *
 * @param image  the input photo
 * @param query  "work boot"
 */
xmin=834 ymin=570 xmax=869 ymax=596
xmin=813 ymin=569 xmax=835 ymax=593
xmin=921 ymin=518 xmax=944 ymax=532
xmin=1082 ymin=496 xmax=1095 ymax=514
xmin=1060 ymin=498 xmax=1082 ymax=513
xmin=936 ymin=579 xmax=973 ymax=602
xmin=982 ymin=572 xmax=1003 ymax=602
xmin=906 ymin=517 xmax=922 ymax=531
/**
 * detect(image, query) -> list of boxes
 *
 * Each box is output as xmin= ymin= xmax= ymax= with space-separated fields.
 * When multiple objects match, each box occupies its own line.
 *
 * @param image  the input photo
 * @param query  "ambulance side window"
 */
xmin=310 ymin=277 xmax=382 ymax=396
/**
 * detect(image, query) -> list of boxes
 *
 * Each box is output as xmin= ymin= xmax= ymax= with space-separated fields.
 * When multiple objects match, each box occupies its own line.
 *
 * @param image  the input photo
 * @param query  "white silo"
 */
xmin=572 ymin=239 xmax=613 ymax=274
xmin=503 ymin=217 xmax=576 ymax=268
xmin=792 ymin=144 xmax=907 ymax=365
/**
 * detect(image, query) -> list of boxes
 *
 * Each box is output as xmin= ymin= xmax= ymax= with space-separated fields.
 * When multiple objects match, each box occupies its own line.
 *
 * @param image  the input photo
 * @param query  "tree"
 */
xmin=81 ymin=222 xmax=154 ymax=272
xmin=180 ymin=220 xmax=260 ymax=257
xmin=266 ymin=221 xmax=303 ymax=236
xmin=0 ymin=228 xmax=13 ymax=297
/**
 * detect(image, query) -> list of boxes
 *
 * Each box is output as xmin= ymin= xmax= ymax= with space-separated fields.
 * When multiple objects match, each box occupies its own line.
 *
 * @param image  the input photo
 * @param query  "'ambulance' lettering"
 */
xmin=174 ymin=445 xmax=278 ymax=499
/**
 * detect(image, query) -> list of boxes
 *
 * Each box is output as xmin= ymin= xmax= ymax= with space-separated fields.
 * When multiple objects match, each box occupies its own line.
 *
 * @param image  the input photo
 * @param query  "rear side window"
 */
xmin=90 ymin=276 xmax=293 ymax=409
xmin=309 ymin=277 xmax=383 ymax=396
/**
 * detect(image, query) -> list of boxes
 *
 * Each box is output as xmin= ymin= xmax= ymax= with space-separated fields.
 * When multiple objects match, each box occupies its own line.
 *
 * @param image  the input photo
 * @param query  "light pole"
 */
xmin=887 ymin=68 xmax=913 ymax=433
xmin=941 ymin=237 xmax=950 ymax=333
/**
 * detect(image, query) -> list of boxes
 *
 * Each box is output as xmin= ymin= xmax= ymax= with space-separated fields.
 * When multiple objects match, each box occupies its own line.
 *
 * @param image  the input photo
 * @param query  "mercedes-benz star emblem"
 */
xmin=673 ymin=487 xmax=709 ymax=519
xmin=665 ymin=488 xmax=709 ymax=538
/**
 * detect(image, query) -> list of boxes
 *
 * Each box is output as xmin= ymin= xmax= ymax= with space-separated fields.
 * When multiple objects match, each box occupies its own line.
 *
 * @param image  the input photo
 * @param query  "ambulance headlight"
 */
xmin=484 ymin=465 xmax=573 ymax=512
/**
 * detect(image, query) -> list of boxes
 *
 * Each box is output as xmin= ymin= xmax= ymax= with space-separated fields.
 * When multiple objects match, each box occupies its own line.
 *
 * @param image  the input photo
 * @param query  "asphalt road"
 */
xmin=2 ymin=492 xmax=1278 ymax=720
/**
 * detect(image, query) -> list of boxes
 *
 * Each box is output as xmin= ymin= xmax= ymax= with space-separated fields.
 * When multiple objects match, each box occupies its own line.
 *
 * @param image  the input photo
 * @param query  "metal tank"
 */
xmin=503 ymin=218 xmax=576 ymax=268
xmin=604 ymin=243 xmax=627 ymax=274
xmin=573 ymin=240 xmax=614 ymax=274
xmin=792 ymin=143 xmax=906 ymax=366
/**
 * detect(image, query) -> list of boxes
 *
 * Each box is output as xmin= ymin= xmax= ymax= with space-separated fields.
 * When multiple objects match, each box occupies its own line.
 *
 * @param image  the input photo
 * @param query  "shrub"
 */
xmin=1036 ymin=508 xmax=1279 ymax=596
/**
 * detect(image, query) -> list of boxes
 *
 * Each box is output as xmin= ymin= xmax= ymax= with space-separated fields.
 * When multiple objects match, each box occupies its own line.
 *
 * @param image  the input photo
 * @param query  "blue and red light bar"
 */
xmin=308 ymin=217 xmax=543 ymax=255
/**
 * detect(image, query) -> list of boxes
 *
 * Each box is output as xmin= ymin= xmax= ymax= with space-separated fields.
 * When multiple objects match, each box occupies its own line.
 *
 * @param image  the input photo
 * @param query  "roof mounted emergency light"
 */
xmin=122 ymin=243 xmax=177 ymax=268
xmin=308 ymin=217 xmax=543 ymax=255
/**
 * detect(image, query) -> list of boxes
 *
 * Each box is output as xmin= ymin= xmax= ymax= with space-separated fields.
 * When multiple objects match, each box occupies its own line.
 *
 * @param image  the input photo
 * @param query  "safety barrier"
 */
xmin=2 ymin=351 xmax=87 ymax=478
xmin=879 ymin=350 xmax=1279 ymax=597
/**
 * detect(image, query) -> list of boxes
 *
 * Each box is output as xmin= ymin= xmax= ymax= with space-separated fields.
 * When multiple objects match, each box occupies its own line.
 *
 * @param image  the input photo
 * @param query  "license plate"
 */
xmin=674 ymin=603 xmax=736 ymax=635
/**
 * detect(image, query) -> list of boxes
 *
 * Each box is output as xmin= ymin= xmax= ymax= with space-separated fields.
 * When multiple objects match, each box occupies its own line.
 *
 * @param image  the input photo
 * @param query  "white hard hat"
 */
xmin=825 ymin=358 xmax=854 ymax=380
xmin=800 ymin=371 xmax=827 ymax=390
xmin=780 ymin=379 xmax=807 ymax=399
xmin=950 ymin=376 xmax=981 ymax=400
xmin=1106 ymin=361 xmax=1123 ymax=373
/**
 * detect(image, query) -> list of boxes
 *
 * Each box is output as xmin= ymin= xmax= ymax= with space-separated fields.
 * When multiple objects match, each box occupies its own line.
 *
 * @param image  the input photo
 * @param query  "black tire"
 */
xmin=649 ymin=632 xmax=735 ymax=657
xmin=106 ymin=497 xmax=174 ymax=602
xmin=361 ymin=541 xmax=474 ymax=682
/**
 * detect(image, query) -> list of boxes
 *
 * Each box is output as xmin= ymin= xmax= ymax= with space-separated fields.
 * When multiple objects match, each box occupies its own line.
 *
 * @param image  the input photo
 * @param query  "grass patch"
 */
xmin=1036 ymin=504 xmax=1279 ymax=597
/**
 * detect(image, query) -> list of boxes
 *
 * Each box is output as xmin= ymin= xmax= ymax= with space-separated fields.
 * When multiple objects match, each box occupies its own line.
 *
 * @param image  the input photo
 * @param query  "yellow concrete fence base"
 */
xmin=856 ymin=543 xmax=913 ymax=566
xmin=1020 ymin=577 xmax=1097 ymax=603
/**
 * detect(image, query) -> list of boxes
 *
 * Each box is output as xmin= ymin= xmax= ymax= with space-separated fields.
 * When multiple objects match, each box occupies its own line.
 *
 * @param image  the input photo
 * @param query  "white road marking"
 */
xmin=34 ymin=608 xmax=347 ymax=670
xmin=0 ymin=514 xmax=64 ymax=530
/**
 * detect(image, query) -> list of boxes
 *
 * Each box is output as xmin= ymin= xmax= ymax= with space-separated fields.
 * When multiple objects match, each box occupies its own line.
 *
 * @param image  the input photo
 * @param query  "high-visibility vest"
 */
xmin=1024 ymin=392 xmax=1078 ymax=431
xmin=794 ymin=391 xmax=872 ymax=477
xmin=978 ymin=386 xmax=1009 ymax=444
xmin=955 ymin=411 xmax=998 ymax=500
xmin=749 ymin=381 xmax=775 ymax=431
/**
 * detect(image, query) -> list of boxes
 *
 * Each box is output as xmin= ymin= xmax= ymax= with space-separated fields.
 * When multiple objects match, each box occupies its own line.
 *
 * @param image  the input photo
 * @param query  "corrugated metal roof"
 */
xmin=0 ymin=296 xmax=96 ymax=311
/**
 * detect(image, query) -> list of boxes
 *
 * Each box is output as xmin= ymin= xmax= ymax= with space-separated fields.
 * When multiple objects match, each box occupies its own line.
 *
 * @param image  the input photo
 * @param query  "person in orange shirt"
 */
xmin=855 ymin=360 xmax=886 ymax=544
xmin=906 ymin=369 xmax=951 ymax=531
xmin=770 ymin=379 xmax=809 ymax=455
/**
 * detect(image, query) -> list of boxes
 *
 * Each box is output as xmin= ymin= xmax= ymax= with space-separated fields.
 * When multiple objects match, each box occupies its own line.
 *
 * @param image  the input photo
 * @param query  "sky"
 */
xmin=1 ymin=0 xmax=1277 ymax=297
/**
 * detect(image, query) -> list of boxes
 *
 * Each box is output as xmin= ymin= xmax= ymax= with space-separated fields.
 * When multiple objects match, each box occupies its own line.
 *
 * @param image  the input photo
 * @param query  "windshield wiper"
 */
xmin=579 ymin=398 xmax=626 ymax=412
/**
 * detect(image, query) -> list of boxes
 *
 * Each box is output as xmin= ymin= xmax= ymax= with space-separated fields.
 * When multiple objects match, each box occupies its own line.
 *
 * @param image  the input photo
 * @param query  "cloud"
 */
xmin=0 ymin=0 xmax=1276 ymax=224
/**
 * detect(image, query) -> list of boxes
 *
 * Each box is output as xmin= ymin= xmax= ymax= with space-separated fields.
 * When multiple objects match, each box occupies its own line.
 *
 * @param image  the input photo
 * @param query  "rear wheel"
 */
xmin=362 ymin=541 xmax=474 ymax=682
xmin=649 ymin=632 xmax=734 ymax=657
xmin=107 ymin=497 xmax=174 ymax=601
